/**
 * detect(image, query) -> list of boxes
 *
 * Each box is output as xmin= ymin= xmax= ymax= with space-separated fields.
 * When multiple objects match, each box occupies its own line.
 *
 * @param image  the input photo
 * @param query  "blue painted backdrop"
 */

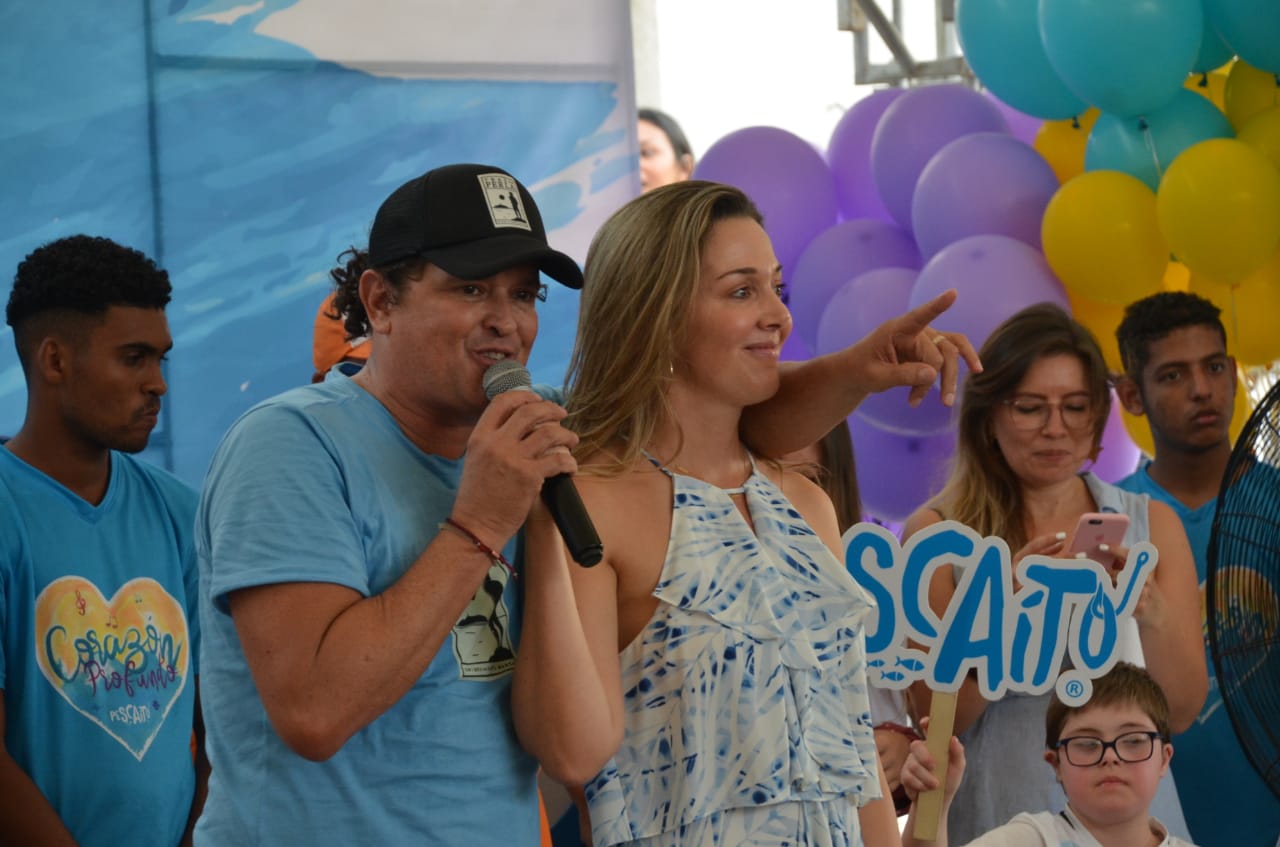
xmin=0 ymin=0 xmax=635 ymax=484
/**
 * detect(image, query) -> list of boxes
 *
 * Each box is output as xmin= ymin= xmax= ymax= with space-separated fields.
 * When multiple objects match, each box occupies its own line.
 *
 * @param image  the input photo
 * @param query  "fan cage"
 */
xmin=1207 ymin=378 xmax=1280 ymax=800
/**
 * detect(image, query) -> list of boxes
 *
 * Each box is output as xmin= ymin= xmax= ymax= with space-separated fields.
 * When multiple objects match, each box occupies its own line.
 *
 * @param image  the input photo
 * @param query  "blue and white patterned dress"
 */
xmin=583 ymin=456 xmax=882 ymax=847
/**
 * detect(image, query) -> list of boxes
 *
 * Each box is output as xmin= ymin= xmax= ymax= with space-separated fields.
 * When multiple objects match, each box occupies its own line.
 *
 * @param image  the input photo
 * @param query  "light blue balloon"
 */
xmin=1193 ymin=7 xmax=1235 ymax=73
xmin=957 ymin=0 xmax=1086 ymax=120
xmin=1085 ymin=89 xmax=1234 ymax=191
xmin=1205 ymin=0 xmax=1280 ymax=73
xmin=1040 ymin=0 xmax=1203 ymax=117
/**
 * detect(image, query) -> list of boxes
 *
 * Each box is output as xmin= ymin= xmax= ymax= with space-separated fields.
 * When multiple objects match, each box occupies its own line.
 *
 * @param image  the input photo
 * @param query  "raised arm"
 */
xmin=0 ymin=692 xmax=78 ymax=847
xmin=900 ymin=732 xmax=967 ymax=847
xmin=222 ymin=391 xmax=577 ymax=761
xmin=741 ymin=289 xmax=980 ymax=456
xmin=1136 ymin=500 xmax=1208 ymax=732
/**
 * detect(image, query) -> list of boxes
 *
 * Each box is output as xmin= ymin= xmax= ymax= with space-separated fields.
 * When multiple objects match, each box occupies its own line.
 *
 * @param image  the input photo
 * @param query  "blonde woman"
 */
xmin=512 ymin=181 xmax=962 ymax=846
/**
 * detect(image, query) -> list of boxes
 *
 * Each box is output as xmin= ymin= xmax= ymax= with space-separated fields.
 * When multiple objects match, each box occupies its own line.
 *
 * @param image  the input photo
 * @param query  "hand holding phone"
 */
xmin=1067 ymin=512 xmax=1130 ymax=569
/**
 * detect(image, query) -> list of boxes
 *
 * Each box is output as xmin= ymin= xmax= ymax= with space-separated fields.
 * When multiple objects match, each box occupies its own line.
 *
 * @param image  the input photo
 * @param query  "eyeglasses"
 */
xmin=1001 ymin=396 xmax=1095 ymax=432
xmin=1053 ymin=731 xmax=1166 ymax=767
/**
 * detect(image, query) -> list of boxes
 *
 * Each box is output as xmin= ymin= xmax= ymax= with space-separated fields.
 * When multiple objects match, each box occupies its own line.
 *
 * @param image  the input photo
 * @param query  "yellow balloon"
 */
xmin=1162 ymin=261 xmax=1190 ymax=292
xmin=1042 ymin=170 xmax=1167 ymax=304
xmin=1066 ymin=291 xmax=1125 ymax=372
xmin=1033 ymin=108 xmax=1099 ymax=184
xmin=1224 ymin=60 xmax=1280 ymax=132
xmin=1237 ymin=106 xmax=1280 ymax=175
xmin=1230 ymin=373 xmax=1252 ymax=445
xmin=1156 ymin=139 xmax=1280 ymax=285
xmin=1189 ymin=251 xmax=1280 ymax=366
xmin=1121 ymin=407 xmax=1156 ymax=458
xmin=1184 ymin=67 xmax=1230 ymax=113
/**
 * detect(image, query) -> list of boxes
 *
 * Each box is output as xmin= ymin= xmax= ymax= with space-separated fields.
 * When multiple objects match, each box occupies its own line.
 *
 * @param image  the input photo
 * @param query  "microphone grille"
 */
xmin=482 ymin=359 xmax=532 ymax=400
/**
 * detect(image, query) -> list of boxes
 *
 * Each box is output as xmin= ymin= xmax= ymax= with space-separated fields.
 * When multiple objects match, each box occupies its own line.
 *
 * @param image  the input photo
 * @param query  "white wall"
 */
xmin=644 ymin=0 xmax=941 ymax=157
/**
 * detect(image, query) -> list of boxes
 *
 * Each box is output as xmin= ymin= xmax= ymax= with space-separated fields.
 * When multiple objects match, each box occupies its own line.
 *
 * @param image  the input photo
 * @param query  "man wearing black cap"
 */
xmin=193 ymin=164 xmax=975 ymax=846
xmin=193 ymin=164 xmax=586 ymax=846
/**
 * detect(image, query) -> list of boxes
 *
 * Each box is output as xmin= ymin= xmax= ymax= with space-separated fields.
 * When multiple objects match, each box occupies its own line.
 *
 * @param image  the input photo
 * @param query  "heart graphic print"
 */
xmin=35 ymin=576 xmax=190 ymax=761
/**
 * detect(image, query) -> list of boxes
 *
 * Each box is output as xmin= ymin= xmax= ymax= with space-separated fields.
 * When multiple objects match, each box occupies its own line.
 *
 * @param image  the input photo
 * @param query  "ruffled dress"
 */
xmin=583 ymin=457 xmax=882 ymax=847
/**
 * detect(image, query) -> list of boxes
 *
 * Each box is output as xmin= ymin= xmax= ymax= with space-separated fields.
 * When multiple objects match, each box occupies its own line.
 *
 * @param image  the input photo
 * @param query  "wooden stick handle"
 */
xmin=912 ymin=691 xmax=957 ymax=842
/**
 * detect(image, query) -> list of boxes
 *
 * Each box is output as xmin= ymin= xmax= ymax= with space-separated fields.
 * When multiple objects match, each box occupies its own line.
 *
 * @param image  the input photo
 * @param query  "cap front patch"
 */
xmin=477 ymin=173 xmax=532 ymax=232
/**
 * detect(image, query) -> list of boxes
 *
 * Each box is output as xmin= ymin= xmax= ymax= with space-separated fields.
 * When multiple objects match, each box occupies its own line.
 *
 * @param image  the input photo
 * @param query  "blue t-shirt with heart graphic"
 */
xmin=0 ymin=447 xmax=199 ymax=847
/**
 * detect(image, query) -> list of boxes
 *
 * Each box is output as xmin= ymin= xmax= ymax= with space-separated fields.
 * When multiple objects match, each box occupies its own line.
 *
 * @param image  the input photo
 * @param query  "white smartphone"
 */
xmin=1068 ymin=512 xmax=1130 ymax=567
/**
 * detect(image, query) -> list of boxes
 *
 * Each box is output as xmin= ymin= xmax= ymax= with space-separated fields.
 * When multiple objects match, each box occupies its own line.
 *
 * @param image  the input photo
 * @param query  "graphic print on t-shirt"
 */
xmin=1195 ymin=565 xmax=1280 ymax=725
xmin=451 ymin=562 xmax=515 ymax=679
xmin=35 ymin=575 xmax=190 ymax=761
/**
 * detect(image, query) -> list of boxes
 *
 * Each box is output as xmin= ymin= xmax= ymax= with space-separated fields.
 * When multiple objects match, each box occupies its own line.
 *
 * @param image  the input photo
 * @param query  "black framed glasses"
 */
xmin=1001 ymin=396 xmax=1095 ymax=432
xmin=1053 ymin=731 xmax=1166 ymax=766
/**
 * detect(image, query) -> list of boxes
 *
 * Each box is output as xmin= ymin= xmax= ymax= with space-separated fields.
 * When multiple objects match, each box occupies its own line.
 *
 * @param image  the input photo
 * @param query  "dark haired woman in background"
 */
xmin=637 ymin=107 xmax=694 ymax=193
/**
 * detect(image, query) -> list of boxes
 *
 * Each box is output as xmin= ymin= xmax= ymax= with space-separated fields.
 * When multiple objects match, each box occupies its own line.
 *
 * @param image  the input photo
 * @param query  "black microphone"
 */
xmin=482 ymin=361 xmax=603 ymax=567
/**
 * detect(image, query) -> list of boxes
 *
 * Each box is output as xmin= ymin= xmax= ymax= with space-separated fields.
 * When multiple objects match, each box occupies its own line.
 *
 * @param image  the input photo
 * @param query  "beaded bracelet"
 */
xmin=439 ymin=518 xmax=517 ymax=580
xmin=874 ymin=721 xmax=923 ymax=742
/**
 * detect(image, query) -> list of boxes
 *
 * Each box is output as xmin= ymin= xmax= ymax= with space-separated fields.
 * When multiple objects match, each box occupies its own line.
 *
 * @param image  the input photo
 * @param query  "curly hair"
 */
xmin=7 ymin=235 xmax=171 ymax=368
xmin=1116 ymin=291 xmax=1226 ymax=379
xmin=327 ymin=246 xmax=427 ymax=341
xmin=7 ymin=235 xmax=170 ymax=328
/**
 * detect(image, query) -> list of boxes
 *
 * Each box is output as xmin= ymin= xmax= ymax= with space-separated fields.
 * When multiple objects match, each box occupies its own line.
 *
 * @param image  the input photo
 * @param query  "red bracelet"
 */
xmin=875 ymin=721 xmax=923 ymax=742
xmin=439 ymin=518 xmax=517 ymax=580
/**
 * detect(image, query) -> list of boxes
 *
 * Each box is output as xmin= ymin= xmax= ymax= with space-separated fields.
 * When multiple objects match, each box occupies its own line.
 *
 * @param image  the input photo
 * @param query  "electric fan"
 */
xmin=1207 ymin=377 xmax=1280 ymax=799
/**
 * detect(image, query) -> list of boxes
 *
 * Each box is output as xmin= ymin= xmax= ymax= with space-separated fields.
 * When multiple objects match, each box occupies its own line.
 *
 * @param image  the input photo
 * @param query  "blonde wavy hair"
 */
xmin=565 ymin=180 xmax=762 ymax=475
xmin=930 ymin=303 xmax=1111 ymax=551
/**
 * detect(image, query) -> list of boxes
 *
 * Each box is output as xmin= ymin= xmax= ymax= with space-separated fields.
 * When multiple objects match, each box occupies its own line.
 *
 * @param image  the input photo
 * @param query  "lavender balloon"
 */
xmin=987 ymin=93 xmax=1044 ymax=146
xmin=870 ymin=85 xmax=1010 ymax=230
xmin=694 ymin=126 xmax=838 ymax=273
xmin=788 ymin=218 xmax=921 ymax=348
xmin=827 ymin=89 xmax=904 ymax=221
xmin=909 ymin=234 xmax=1069 ymax=350
xmin=1088 ymin=391 xmax=1142 ymax=484
xmin=816 ymin=267 xmax=953 ymax=435
xmin=780 ymin=330 xmax=813 ymax=363
xmin=911 ymin=132 xmax=1060 ymax=260
xmin=849 ymin=415 xmax=956 ymax=523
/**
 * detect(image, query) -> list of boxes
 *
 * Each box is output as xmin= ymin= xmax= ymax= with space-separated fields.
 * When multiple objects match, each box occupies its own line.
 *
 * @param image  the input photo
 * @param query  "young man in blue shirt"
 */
xmin=1114 ymin=291 xmax=1280 ymax=847
xmin=0 ymin=235 xmax=206 ymax=846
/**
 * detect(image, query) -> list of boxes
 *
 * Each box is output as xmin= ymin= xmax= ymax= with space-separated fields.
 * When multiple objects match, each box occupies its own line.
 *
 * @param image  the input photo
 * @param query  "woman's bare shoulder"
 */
xmin=574 ymin=448 xmax=666 ymax=505
xmin=902 ymin=504 xmax=945 ymax=538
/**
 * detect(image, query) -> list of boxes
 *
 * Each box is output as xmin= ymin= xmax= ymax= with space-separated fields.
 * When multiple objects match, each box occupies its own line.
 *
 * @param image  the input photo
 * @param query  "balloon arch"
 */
xmin=692 ymin=0 xmax=1280 ymax=523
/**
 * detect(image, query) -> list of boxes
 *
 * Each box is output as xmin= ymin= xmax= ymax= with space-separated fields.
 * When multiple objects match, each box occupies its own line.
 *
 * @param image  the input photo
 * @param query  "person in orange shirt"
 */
xmin=311 ymin=265 xmax=371 ymax=383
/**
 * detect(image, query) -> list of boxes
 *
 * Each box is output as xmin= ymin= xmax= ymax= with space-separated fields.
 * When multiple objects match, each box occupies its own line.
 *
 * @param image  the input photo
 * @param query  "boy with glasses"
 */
xmin=901 ymin=662 xmax=1197 ymax=847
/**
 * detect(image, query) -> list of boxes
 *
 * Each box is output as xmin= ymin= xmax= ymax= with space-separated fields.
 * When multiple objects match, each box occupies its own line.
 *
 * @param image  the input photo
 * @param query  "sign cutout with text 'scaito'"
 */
xmin=843 ymin=520 xmax=1156 ymax=706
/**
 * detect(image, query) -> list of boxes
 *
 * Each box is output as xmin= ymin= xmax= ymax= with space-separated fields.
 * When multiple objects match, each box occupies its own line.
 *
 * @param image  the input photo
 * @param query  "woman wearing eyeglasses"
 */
xmin=901 ymin=304 xmax=1206 ymax=845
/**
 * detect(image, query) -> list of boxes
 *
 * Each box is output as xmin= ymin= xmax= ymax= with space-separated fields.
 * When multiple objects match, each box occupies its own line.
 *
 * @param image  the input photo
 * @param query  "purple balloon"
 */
xmin=871 ymin=85 xmax=1010 ymax=230
xmin=694 ymin=126 xmax=838 ymax=273
xmin=849 ymin=415 xmax=956 ymax=523
xmin=788 ymin=219 xmax=921 ymax=348
xmin=908 ymin=234 xmax=1069 ymax=350
xmin=1088 ymin=391 xmax=1142 ymax=483
xmin=815 ymin=268 xmax=954 ymax=435
xmin=827 ymin=89 xmax=904 ymax=221
xmin=911 ymin=133 xmax=1060 ymax=260
xmin=780 ymin=330 xmax=813 ymax=362
xmin=987 ymin=93 xmax=1044 ymax=146
xmin=817 ymin=266 xmax=916 ymax=343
